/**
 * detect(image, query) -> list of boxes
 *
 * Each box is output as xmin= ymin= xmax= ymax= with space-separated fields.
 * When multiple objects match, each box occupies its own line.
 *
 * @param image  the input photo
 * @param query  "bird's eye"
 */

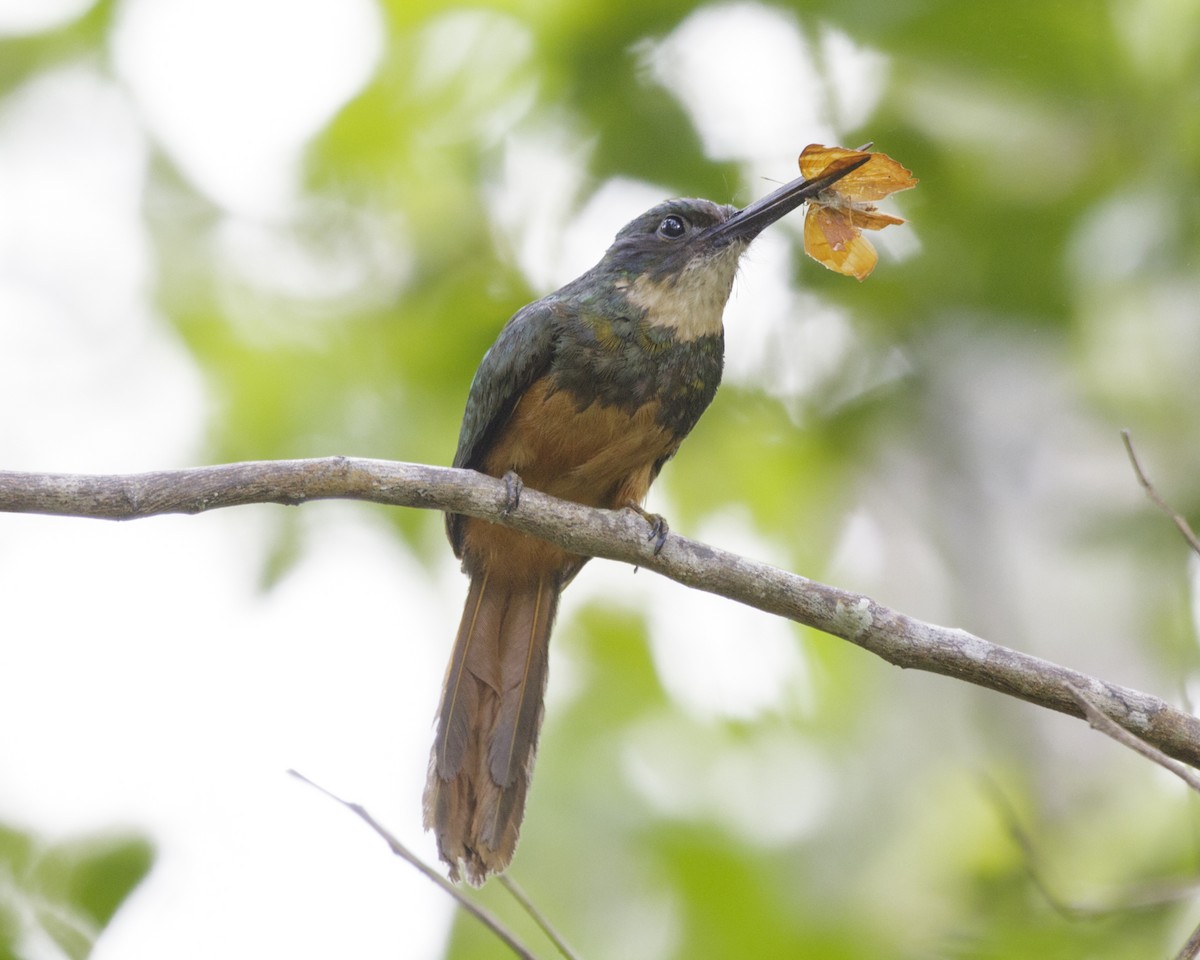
xmin=658 ymin=215 xmax=686 ymax=239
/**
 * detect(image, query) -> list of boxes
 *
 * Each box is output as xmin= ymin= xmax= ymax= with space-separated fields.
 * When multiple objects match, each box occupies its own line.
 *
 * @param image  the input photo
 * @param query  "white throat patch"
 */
xmin=621 ymin=243 xmax=746 ymax=341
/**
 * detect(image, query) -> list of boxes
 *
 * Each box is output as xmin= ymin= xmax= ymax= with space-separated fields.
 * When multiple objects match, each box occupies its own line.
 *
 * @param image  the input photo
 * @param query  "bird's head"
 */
xmin=585 ymin=157 xmax=869 ymax=340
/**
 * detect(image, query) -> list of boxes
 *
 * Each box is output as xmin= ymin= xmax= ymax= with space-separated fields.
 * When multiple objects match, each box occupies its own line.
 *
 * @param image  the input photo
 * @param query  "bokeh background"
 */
xmin=2 ymin=0 xmax=1200 ymax=957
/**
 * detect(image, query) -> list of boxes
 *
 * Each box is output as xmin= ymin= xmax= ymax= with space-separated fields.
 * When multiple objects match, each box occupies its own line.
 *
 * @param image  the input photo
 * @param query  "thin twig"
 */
xmin=1065 ymin=683 xmax=1200 ymax=795
xmin=1175 ymin=919 xmax=1200 ymax=960
xmin=286 ymin=769 xmax=542 ymax=960
xmin=983 ymin=778 xmax=1095 ymax=920
xmin=984 ymin=777 xmax=1200 ymax=919
xmin=1066 ymin=676 xmax=1200 ymax=959
xmin=1122 ymin=429 xmax=1200 ymax=556
xmin=497 ymin=874 xmax=581 ymax=960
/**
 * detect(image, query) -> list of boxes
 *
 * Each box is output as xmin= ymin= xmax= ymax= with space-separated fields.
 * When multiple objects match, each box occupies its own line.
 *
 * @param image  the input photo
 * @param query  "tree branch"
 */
xmin=1066 ymin=683 xmax=1200 ymax=794
xmin=3 ymin=456 xmax=1199 ymax=768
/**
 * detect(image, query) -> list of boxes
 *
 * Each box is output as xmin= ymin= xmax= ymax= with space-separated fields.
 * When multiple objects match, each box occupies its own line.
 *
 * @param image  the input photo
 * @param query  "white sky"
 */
xmin=0 ymin=2 xmax=889 ymax=958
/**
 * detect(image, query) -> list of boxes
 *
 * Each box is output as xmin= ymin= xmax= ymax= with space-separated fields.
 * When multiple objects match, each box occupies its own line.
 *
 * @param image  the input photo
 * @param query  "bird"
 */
xmin=424 ymin=156 xmax=868 ymax=884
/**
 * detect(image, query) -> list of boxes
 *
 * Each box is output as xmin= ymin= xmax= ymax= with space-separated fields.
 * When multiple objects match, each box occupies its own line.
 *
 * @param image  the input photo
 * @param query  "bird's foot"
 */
xmin=624 ymin=501 xmax=669 ymax=555
xmin=500 ymin=470 xmax=524 ymax=517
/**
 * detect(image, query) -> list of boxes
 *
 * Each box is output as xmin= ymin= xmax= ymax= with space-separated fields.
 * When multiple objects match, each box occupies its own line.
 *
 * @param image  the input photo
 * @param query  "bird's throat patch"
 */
xmin=621 ymin=251 xmax=741 ymax=341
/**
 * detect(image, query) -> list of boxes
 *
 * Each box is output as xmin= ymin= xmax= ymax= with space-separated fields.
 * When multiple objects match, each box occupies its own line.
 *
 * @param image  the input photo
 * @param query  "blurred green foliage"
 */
xmin=3 ymin=0 xmax=1200 ymax=956
xmin=0 ymin=823 xmax=152 ymax=960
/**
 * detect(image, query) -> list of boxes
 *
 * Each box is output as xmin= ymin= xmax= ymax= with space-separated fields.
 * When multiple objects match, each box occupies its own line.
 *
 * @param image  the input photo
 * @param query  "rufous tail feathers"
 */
xmin=424 ymin=571 xmax=557 ymax=884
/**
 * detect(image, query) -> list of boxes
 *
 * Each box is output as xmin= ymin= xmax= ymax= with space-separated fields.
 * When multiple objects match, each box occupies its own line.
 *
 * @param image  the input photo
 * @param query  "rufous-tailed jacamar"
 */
xmin=425 ymin=157 xmax=867 ymax=884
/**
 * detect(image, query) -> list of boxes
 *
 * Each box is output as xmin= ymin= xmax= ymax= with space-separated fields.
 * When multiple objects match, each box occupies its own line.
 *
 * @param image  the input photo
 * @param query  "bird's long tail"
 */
xmin=424 ymin=570 xmax=558 ymax=884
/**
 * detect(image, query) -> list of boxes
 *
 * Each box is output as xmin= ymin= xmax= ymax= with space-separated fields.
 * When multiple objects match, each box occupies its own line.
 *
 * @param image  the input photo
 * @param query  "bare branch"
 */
xmin=1066 ymin=683 xmax=1200 ymax=794
xmin=1060 ymin=684 xmax=1200 ymax=960
xmin=1122 ymin=429 xmax=1200 ymax=556
xmin=4 ymin=457 xmax=1200 ymax=769
xmin=287 ymin=769 xmax=542 ymax=960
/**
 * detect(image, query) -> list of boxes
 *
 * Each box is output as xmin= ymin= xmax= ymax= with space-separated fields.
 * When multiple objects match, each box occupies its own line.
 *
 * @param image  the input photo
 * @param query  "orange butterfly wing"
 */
xmin=849 ymin=207 xmax=905 ymax=231
xmin=798 ymin=144 xmax=918 ymax=202
xmin=798 ymin=144 xmax=864 ymax=180
xmin=797 ymin=143 xmax=915 ymax=279
xmin=803 ymin=204 xmax=879 ymax=281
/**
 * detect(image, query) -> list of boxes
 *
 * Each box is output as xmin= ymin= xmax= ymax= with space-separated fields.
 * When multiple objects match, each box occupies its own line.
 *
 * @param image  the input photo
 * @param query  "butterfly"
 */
xmin=798 ymin=143 xmax=918 ymax=280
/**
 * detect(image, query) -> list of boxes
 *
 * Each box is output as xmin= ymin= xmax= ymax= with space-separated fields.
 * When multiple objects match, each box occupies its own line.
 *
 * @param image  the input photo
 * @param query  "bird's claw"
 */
xmin=501 ymin=470 xmax=524 ymax=517
xmin=624 ymin=501 xmax=669 ymax=555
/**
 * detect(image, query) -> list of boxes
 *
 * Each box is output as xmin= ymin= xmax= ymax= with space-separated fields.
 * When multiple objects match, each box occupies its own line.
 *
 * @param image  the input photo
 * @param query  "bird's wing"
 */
xmin=446 ymin=298 xmax=561 ymax=552
xmin=453 ymin=299 xmax=561 ymax=472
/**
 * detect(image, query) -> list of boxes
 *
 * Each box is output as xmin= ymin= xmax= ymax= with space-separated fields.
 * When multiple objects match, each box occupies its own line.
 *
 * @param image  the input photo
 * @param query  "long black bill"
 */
xmin=708 ymin=152 xmax=871 ymax=242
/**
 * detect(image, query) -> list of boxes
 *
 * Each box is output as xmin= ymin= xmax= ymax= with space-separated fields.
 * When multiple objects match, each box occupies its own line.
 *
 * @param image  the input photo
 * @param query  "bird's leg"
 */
xmin=500 ymin=470 xmax=524 ymax=517
xmin=624 ymin=501 xmax=669 ymax=555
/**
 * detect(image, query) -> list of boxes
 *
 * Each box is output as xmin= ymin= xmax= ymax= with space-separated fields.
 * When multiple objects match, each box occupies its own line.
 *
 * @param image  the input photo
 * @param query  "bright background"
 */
xmin=2 ymin=0 xmax=1199 ymax=958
